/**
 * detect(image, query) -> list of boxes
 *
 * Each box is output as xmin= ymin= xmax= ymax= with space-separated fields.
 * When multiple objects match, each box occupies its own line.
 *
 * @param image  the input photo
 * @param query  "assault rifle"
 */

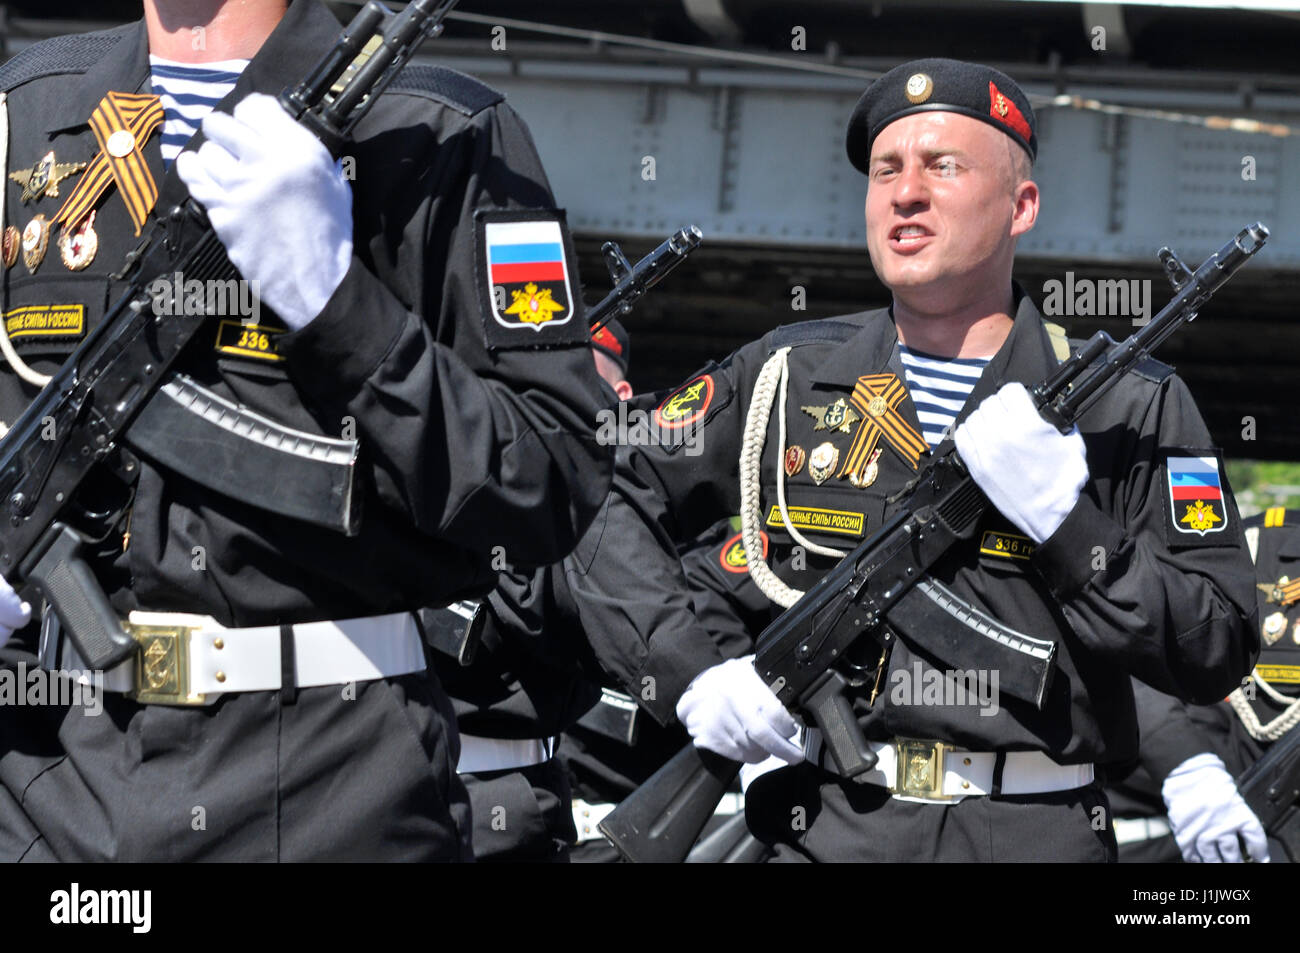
xmin=599 ymin=223 xmax=1270 ymax=863
xmin=0 ymin=0 xmax=461 ymax=672
xmin=1238 ymin=721 xmax=1300 ymax=862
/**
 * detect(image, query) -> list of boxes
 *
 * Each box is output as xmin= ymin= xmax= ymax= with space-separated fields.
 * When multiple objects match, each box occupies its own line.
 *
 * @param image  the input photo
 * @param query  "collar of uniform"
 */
xmin=44 ymin=21 xmax=152 ymax=134
xmin=945 ymin=282 xmax=1061 ymax=431
xmin=155 ymin=0 xmax=344 ymax=210
xmin=807 ymin=307 xmax=897 ymax=388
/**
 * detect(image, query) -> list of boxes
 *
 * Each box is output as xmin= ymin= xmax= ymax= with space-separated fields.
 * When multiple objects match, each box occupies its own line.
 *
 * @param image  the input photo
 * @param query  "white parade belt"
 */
xmin=456 ymin=734 xmax=556 ymax=774
xmin=572 ymin=793 xmax=745 ymax=844
xmin=803 ymin=729 xmax=1094 ymax=803
xmin=1113 ymin=816 xmax=1172 ymax=844
xmin=69 ymin=610 xmax=426 ymax=705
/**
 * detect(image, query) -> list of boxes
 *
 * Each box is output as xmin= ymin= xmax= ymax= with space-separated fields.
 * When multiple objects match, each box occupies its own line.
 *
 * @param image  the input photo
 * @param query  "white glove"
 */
xmin=676 ymin=656 xmax=803 ymax=765
xmin=0 ymin=573 xmax=31 ymax=649
xmin=953 ymin=382 xmax=1088 ymax=545
xmin=175 ymin=93 xmax=353 ymax=331
xmin=1162 ymin=753 xmax=1269 ymax=863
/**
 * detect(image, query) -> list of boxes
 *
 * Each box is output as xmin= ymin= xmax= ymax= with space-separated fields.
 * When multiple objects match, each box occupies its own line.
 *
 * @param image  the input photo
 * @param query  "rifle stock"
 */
xmin=598 ymin=745 xmax=740 ymax=863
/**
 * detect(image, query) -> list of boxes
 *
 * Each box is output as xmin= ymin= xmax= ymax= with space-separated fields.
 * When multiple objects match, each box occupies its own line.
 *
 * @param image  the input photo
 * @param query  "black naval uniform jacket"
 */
xmin=568 ymin=286 xmax=1259 ymax=766
xmin=0 ymin=0 xmax=612 ymax=860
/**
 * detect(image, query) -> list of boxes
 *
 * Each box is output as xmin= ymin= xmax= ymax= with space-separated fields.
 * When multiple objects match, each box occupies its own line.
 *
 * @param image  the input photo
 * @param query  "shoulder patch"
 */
xmin=1162 ymin=448 xmax=1237 ymax=548
xmin=655 ymin=374 xmax=715 ymax=430
xmin=387 ymin=64 xmax=504 ymax=116
xmin=719 ymin=530 xmax=767 ymax=574
xmin=771 ymin=318 xmax=860 ymax=351
xmin=475 ymin=208 xmax=588 ymax=350
xmin=0 ymin=27 xmax=131 ymax=93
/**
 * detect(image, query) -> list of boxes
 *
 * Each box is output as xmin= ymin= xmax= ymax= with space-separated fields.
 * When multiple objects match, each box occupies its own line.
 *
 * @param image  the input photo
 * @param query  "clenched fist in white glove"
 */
xmin=175 ymin=93 xmax=353 ymax=331
xmin=676 ymin=656 xmax=803 ymax=765
xmin=1163 ymin=753 xmax=1269 ymax=863
xmin=0 ymin=573 xmax=31 ymax=649
xmin=954 ymin=382 xmax=1088 ymax=545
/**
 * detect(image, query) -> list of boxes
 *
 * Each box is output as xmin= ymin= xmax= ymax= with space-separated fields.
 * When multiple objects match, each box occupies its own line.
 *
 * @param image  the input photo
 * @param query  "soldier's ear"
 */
xmin=1010 ymin=178 xmax=1039 ymax=238
xmin=615 ymin=380 xmax=633 ymax=401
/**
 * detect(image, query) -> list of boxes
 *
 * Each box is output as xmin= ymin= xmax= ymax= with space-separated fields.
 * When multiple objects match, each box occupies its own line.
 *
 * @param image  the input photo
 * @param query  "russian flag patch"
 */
xmin=1166 ymin=451 xmax=1228 ymax=538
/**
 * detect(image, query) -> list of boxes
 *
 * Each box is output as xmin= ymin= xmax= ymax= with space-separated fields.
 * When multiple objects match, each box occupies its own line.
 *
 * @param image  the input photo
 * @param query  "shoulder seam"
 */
xmin=0 ymin=27 xmax=131 ymax=93
xmin=770 ymin=317 xmax=863 ymax=351
xmin=386 ymin=63 xmax=504 ymax=117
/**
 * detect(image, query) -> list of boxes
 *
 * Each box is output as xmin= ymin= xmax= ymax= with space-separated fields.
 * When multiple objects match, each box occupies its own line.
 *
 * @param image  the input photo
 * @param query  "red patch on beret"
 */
xmin=988 ymin=81 xmax=1031 ymax=143
xmin=590 ymin=324 xmax=623 ymax=356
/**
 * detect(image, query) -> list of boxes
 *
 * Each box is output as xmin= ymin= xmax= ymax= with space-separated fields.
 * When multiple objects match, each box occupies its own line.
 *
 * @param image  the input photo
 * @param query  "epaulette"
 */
xmin=1246 ymin=507 xmax=1294 ymax=531
xmin=770 ymin=317 xmax=861 ymax=352
xmin=387 ymin=63 xmax=504 ymax=117
xmin=1132 ymin=354 xmax=1175 ymax=384
xmin=0 ymin=26 xmax=131 ymax=93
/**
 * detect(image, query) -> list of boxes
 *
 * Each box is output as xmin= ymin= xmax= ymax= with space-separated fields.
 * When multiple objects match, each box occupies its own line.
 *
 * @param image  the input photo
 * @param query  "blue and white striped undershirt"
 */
xmin=898 ymin=344 xmax=991 ymax=447
xmin=149 ymin=56 xmax=249 ymax=166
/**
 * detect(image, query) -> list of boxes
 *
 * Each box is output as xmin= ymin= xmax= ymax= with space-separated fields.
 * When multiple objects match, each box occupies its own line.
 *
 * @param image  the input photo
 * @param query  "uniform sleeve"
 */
xmin=681 ymin=526 xmax=771 ymax=660
xmin=1031 ymin=375 xmax=1259 ymax=704
xmin=561 ymin=352 xmax=763 ymax=722
xmin=278 ymin=100 xmax=613 ymax=568
xmin=1130 ymin=677 xmax=1229 ymax=783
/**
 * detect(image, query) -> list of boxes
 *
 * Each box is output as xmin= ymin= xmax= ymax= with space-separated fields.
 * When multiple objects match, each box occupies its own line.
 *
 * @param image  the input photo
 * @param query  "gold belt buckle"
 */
xmin=894 ymin=738 xmax=953 ymax=801
xmin=126 ymin=622 xmax=206 ymax=705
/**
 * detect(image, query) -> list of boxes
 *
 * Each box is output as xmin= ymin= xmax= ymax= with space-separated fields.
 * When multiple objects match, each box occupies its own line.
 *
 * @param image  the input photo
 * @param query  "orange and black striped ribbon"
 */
xmin=1274 ymin=578 xmax=1300 ymax=607
xmin=839 ymin=373 xmax=928 ymax=478
xmin=54 ymin=91 xmax=163 ymax=236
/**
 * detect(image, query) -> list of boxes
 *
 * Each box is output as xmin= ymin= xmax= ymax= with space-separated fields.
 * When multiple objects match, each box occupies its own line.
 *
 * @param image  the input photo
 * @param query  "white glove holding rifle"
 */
xmin=176 ymin=93 xmax=353 ymax=331
xmin=0 ymin=573 xmax=31 ymax=649
xmin=954 ymin=382 xmax=1089 ymax=545
xmin=676 ymin=656 xmax=804 ymax=765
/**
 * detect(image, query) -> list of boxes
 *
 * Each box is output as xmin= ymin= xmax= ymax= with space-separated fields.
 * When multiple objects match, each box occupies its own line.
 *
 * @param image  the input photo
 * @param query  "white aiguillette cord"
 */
xmin=0 ymin=90 xmax=53 ymax=406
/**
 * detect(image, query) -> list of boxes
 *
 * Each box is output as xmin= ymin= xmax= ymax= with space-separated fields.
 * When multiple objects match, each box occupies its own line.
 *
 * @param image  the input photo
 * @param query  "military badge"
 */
xmin=1166 ymin=454 xmax=1227 ymax=537
xmin=1 ymin=226 xmax=18 ymax=269
xmin=1263 ymin=611 xmax=1286 ymax=645
xmin=784 ymin=445 xmax=806 ymax=478
xmin=843 ymin=447 xmax=883 ymax=488
xmin=21 ymin=215 xmax=50 ymax=273
xmin=801 ymin=397 xmax=860 ymax=434
xmin=482 ymin=216 xmax=574 ymax=332
xmin=905 ymin=72 xmax=933 ymax=104
xmin=808 ymin=442 xmax=839 ymax=486
xmin=719 ymin=530 xmax=767 ymax=574
xmin=654 ymin=374 xmax=714 ymax=430
xmin=1259 ymin=575 xmax=1300 ymax=607
xmin=9 ymin=151 xmax=87 ymax=204
xmin=58 ymin=210 xmax=98 ymax=271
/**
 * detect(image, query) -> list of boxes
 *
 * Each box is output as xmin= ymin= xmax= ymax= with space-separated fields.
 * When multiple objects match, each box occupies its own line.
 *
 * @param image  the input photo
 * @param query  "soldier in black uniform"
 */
xmin=0 ymin=0 xmax=612 ymax=860
xmin=437 ymin=320 xmax=634 ymax=863
xmin=564 ymin=517 xmax=769 ymax=860
xmin=566 ymin=58 xmax=1258 ymax=862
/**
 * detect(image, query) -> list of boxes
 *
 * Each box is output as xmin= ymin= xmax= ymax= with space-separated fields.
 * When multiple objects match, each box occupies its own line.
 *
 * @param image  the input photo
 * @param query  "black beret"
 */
xmin=846 ymin=58 xmax=1037 ymax=173
xmin=590 ymin=317 xmax=630 ymax=372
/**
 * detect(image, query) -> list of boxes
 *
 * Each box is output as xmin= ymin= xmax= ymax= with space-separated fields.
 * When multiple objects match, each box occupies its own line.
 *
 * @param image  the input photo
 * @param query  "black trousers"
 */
xmin=461 ymin=758 xmax=574 ymax=862
xmin=0 ymin=671 xmax=472 ymax=861
xmin=746 ymin=762 xmax=1117 ymax=862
